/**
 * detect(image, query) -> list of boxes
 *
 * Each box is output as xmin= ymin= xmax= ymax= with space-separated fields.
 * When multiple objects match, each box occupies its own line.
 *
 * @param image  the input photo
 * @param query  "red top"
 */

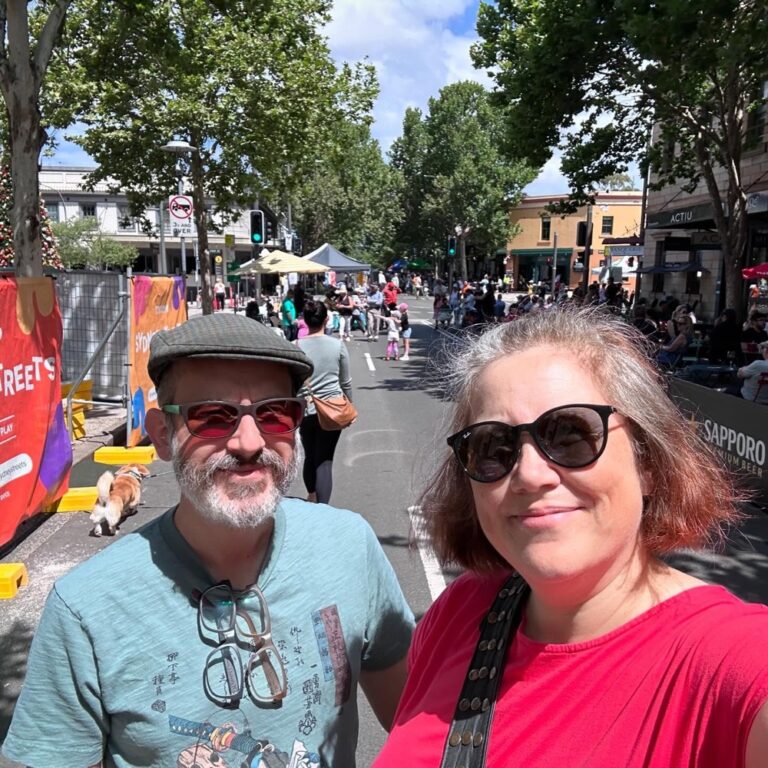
xmin=373 ymin=572 xmax=768 ymax=768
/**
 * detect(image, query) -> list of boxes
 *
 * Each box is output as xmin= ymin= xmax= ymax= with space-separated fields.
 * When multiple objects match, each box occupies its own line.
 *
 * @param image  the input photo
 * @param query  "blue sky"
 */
xmin=47 ymin=0 xmax=567 ymax=194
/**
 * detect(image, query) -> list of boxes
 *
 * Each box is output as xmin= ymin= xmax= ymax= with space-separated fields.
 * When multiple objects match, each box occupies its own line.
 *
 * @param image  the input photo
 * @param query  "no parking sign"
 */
xmin=168 ymin=194 xmax=194 ymax=235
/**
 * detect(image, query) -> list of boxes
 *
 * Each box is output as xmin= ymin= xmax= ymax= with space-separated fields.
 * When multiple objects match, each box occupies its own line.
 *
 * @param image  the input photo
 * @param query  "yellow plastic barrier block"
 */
xmin=47 ymin=486 xmax=98 ymax=513
xmin=93 ymin=446 xmax=156 ymax=465
xmin=61 ymin=379 xmax=93 ymax=410
xmin=0 ymin=563 xmax=29 ymax=599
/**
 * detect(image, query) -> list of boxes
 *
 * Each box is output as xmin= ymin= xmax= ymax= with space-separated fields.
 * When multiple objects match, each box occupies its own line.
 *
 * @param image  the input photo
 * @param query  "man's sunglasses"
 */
xmin=162 ymin=398 xmax=304 ymax=439
xmin=447 ymin=404 xmax=617 ymax=483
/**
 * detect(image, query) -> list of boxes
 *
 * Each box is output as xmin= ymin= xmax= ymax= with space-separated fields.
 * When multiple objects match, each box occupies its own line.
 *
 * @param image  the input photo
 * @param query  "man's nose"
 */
xmin=226 ymin=412 xmax=267 ymax=456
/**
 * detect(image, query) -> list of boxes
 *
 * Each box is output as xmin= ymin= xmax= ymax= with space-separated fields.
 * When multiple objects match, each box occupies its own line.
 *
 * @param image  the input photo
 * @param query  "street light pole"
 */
xmin=161 ymin=139 xmax=197 ymax=278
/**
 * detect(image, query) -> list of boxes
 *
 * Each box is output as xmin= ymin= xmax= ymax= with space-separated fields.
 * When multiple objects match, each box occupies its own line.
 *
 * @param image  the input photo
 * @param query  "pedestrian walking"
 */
xmin=398 ymin=302 xmax=412 ymax=360
xmin=296 ymin=300 xmax=355 ymax=503
xmin=386 ymin=309 xmax=401 ymax=361
xmin=3 ymin=313 xmax=414 ymax=768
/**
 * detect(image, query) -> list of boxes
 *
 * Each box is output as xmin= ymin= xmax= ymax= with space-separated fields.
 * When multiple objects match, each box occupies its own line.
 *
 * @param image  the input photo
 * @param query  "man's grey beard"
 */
xmin=171 ymin=436 xmax=303 ymax=528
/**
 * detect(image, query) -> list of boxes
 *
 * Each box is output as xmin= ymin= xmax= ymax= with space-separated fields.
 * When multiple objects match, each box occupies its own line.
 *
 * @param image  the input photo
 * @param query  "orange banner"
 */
xmin=0 ymin=277 xmax=72 ymax=546
xmin=128 ymin=276 xmax=187 ymax=446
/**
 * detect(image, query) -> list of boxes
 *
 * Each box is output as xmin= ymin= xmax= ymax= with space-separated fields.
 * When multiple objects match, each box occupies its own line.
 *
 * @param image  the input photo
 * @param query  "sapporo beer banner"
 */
xmin=128 ymin=276 xmax=187 ymax=446
xmin=0 ymin=277 xmax=72 ymax=546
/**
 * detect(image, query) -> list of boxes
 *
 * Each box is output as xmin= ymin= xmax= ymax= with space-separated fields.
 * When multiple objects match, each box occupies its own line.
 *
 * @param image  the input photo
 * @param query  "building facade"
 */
xmin=507 ymin=191 xmax=643 ymax=290
xmin=40 ymin=167 xmax=274 ymax=288
xmin=640 ymin=119 xmax=768 ymax=322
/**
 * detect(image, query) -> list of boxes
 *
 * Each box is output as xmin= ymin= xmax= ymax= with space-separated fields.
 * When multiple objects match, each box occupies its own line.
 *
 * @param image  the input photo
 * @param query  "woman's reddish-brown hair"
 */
xmin=421 ymin=306 xmax=746 ymax=572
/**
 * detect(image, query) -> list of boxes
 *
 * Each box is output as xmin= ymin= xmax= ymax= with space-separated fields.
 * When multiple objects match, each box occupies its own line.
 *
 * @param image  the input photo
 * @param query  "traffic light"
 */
xmin=447 ymin=236 xmax=457 ymax=256
xmin=576 ymin=221 xmax=587 ymax=247
xmin=265 ymin=215 xmax=276 ymax=243
xmin=249 ymin=210 xmax=265 ymax=244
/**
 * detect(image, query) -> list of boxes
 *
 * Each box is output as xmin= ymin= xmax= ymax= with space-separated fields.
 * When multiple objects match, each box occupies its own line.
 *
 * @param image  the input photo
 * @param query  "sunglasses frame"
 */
xmin=447 ymin=403 xmax=617 ymax=483
xmin=162 ymin=397 xmax=304 ymax=438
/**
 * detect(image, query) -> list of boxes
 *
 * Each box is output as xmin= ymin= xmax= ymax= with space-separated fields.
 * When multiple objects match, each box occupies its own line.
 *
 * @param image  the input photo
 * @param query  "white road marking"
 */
xmin=364 ymin=352 xmax=376 ymax=372
xmin=407 ymin=504 xmax=447 ymax=601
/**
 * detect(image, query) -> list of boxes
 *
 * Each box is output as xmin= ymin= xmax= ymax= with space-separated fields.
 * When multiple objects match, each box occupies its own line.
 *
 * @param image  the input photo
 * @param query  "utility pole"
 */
xmin=551 ymin=231 xmax=559 ymax=299
xmin=581 ymin=203 xmax=593 ymax=292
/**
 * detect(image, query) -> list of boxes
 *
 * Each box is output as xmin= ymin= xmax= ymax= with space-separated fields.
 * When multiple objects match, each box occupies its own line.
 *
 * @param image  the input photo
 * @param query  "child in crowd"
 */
xmin=386 ymin=309 xmax=401 ymax=361
xmin=398 ymin=303 xmax=411 ymax=360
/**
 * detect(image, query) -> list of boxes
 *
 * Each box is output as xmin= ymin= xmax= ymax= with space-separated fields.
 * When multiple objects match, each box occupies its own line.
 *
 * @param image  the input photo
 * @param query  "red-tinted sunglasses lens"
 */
xmin=185 ymin=400 xmax=303 ymax=438
xmin=255 ymin=400 xmax=304 ymax=434
xmin=186 ymin=403 xmax=240 ymax=438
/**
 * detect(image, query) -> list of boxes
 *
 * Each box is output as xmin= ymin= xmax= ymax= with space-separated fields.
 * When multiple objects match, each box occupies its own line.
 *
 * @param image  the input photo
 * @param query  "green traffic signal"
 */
xmin=250 ymin=210 xmax=265 ymax=245
xmin=447 ymin=236 xmax=457 ymax=256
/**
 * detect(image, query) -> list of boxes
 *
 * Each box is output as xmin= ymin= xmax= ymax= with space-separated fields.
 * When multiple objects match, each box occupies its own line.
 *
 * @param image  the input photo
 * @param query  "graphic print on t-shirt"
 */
xmin=165 ymin=604 xmax=350 ymax=767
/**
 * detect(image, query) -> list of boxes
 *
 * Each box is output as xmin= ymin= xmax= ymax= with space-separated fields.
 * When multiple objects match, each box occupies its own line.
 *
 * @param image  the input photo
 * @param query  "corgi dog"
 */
xmin=90 ymin=464 xmax=150 ymax=536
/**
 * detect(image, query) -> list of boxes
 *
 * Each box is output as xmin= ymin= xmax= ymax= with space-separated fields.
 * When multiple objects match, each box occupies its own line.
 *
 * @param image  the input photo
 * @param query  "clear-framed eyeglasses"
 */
xmin=198 ymin=583 xmax=288 ymax=706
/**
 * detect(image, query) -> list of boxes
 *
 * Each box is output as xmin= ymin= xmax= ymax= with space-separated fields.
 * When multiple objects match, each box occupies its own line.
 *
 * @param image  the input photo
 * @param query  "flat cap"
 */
xmin=148 ymin=313 xmax=313 ymax=390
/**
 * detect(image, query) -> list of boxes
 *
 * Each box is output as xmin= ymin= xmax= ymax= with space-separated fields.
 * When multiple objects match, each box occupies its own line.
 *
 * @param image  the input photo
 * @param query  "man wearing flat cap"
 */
xmin=5 ymin=313 xmax=414 ymax=768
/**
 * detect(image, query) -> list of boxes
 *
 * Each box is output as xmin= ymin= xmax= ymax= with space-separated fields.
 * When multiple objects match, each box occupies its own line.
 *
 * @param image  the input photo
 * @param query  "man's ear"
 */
xmin=145 ymin=408 xmax=173 ymax=462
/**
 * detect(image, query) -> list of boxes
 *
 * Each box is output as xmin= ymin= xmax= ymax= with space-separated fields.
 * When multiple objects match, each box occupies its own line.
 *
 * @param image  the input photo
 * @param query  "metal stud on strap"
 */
xmin=438 ymin=573 xmax=530 ymax=768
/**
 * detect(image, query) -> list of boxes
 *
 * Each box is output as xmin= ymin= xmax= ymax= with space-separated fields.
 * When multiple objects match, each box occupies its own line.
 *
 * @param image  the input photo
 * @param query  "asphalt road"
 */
xmin=2 ymin=296 xmax=768 ymax=767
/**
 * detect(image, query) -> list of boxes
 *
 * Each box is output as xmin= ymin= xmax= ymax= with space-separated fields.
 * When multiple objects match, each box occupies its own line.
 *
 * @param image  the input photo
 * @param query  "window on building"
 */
xmin=80 ymin=203 xmax=96 ymax=220
xmin=46 ymin=201 xmax=59 ymax=223
xmin=540 ymin=217 xmax=551 ymax=241
xmin=117 ymin=205 xmax=136 ymax=232
xmin=601 ymin=216 xmax=614 ymax=236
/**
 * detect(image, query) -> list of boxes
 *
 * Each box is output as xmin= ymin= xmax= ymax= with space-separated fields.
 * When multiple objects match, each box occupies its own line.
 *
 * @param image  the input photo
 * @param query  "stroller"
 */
xmin=437 ymin=304 xmax=453 ymax=329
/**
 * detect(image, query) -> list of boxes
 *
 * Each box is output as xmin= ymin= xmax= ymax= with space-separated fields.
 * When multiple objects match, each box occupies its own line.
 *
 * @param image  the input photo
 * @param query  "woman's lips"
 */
xmin=512 ymin=507 xmax=580 ymax=527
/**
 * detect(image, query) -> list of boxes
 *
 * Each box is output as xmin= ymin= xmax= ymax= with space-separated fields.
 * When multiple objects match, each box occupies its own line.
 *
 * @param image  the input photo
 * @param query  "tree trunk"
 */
xmin=9 ymin=104 xmax=45 ymax=276
xmin=459 ymin=234 xmax=468 ymax=281
xmin=189 ymin=145 xmax=213 ymax=315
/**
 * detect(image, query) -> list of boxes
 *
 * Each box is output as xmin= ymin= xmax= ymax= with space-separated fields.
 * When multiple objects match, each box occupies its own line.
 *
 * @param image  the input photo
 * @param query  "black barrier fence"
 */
xmin=668 ymin=378 xmax=768 ymax=507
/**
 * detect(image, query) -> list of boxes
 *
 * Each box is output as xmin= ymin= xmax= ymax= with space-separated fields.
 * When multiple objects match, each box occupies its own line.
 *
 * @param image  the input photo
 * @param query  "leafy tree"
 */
xmin=49 ymin=0 xmax=376 ymax=313
xmin=392 ymin=81 xmax=533 ymax=281
xmin=291 ymin=119 xmax=400 ymax=269
xmin=0 ymin=0 xmax=72 ymax=275
xmin=598 ymin=173 xmax=638 ymax=192
xmin=52 ymin=217 xmax=138 ymax=269
xmin=389 ymin=107 xmax=429 ymax=261
xmin=473 ymin=0 xmax=768 ymax=312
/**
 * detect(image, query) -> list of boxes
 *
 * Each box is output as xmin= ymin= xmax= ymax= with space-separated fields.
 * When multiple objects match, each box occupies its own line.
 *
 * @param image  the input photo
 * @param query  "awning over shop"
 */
xmin=635 ymin=262 xmax=710 ymax=275
xmin=646 ymin=202 xmax=719 ymax=229
xmin=742 ymin=262 xmax=768 ymax=279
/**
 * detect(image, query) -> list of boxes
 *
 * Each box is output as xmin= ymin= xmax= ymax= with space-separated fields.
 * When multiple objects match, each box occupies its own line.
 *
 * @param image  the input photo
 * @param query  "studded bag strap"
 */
xmin=439 ymin=573 xmax=530 ymax=768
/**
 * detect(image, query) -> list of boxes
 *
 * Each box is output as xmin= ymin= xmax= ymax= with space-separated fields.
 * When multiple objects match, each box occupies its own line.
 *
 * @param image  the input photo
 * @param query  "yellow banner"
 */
xmin=128 ymin=276 xmax=187 ymax=446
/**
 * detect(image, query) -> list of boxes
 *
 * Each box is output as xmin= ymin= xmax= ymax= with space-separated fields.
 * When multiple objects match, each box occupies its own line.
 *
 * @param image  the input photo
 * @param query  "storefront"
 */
xmin=508 ymin=247 xmax=575 ymax=288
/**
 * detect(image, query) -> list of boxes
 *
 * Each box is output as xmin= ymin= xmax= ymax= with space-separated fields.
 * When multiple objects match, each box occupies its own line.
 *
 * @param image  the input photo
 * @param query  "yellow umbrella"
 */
xmin=234 ymin=250 xmax=326 ymax=275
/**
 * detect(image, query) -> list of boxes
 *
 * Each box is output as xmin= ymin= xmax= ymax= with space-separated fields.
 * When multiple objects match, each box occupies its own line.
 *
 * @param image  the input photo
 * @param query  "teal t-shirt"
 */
xmin=3 ymin=499 xmax=414 ymax=768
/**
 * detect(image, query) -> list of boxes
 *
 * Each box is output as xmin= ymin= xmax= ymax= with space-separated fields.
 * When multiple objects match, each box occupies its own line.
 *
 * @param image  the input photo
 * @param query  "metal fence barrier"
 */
xmin=56 ymin=270 xmax=129 ymax=401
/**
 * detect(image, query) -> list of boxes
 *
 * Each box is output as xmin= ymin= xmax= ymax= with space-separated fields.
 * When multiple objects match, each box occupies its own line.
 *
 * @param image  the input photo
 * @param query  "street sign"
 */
xmin=225 ymin=234 xmax=235 ymax=247
xmin=168 ymin=194 xmax=194 ymax=236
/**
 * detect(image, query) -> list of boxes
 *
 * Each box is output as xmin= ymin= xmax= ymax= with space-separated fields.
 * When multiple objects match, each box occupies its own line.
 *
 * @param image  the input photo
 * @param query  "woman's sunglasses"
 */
xmin=447 ymin=404 xmax=617 ymax=483
xmin=162 ymin=398 xmax=304 ymax=439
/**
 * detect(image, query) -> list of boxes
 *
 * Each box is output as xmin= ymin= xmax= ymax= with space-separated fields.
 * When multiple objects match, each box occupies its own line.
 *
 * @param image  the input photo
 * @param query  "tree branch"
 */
xmin=33 ymin=0 xmax=70 ymax=96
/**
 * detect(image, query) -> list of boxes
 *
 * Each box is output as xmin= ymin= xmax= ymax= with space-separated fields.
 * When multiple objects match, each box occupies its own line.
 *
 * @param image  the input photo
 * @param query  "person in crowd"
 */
xmin=383 ymin=279 xmax=399 ymax=314
xmin=334 ymin=283 xmax=355 ymax=342
xmin=741 ymin=310 xmax=768 ymax=345
xmin=4 ymin=313 xmax=414 ymax=768
xmin=279 ymin=288 xmax=298 ymax=342
xmin=386 ymin=308 xmax=401 ymax=361
xmin=657 ymin=314 xmax=693 ymax=368
xmin=213 ymin=278 xmax=227 ymax=311
xmin=350 ymin=286 xmax=370 ymax=339
xmin=398 ymin=302 xmax=412 ymax=361
xmin=736 ymin=340 xmax=768 ymax=404
xmin=291 ymin=282 xmax=306 ymax=316
xmin=708 ymin=308 xmax=742 ymax=364
xmin=630 ymin=303 xmax=659 ymax=340
xmin=480 ymin=287 xmax=496 ymax=324
xmin=368 ymin=283 xmax=385 ymax=340
xmin=373 ymin=308 xmax=768 ymax=768
xmin=413 ymin=274 xmax=423 ymax=298
xmin=449 ymin=284 xmax=462 ymax=327
xmin=493 ymin=293 xmax=506 ymax=322
xmin=296 ymin=300 xmax=354 ymax=503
